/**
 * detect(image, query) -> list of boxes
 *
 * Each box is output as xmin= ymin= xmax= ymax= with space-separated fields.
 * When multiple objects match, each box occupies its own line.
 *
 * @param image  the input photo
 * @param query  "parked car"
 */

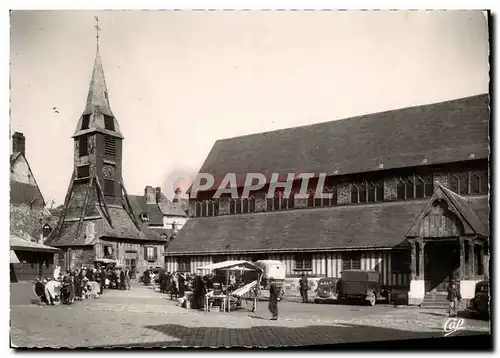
xmin=314 ymin=277 xmax=340 ymax=303
xmin=337 ymin=269 xmax=380 ymax=306
xmin=467 ymin=280 xmax=490 ymax=319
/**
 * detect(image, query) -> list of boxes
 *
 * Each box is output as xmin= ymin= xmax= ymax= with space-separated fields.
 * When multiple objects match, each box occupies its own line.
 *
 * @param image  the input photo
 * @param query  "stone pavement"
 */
xmin=10 ymin=283 xmax=490 ymax=348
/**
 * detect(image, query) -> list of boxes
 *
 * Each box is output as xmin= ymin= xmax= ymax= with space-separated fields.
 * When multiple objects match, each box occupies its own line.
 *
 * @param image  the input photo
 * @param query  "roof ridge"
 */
xmin=214 ymin=93 xmax=489 ymax=143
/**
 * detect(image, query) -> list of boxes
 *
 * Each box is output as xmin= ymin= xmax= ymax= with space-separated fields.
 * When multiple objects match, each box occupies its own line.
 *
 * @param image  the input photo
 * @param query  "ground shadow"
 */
xmin=89 ymin=322 xmax=491 ymax=349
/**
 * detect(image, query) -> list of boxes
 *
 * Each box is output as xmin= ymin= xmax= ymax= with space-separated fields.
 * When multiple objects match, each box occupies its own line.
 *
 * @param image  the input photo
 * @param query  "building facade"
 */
xmin=129 ymin=185 xmax=188 ymax=243
xmin=165 ymin=94 xmax=490 ymax=305
xmin=10 ymin=132 xmax=59 ymax=280
xmin=45 ymin=43 xmax=167 ymax=277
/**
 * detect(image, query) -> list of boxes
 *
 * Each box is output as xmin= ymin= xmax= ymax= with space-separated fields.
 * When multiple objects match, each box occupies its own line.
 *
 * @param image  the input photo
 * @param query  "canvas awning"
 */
xmin=10 ymin=250 xmax=20 ymax=264
xmin=10 ymin=236 xmax=60 ymax=253
xmin=197 ymin=260 xmax=263 ymax=273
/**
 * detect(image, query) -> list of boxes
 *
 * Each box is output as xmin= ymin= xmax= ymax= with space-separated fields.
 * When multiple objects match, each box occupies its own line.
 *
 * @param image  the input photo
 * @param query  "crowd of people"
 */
xmin=33 ymin=265 xmax=132 ymax=305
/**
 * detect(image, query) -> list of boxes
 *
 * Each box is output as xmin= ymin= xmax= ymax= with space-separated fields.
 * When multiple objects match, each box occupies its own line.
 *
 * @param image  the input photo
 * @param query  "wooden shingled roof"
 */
xmin=166 ymin=196 xmax=489 ymax=255
xmin=194 ymin=94 xmax=489 ymax=189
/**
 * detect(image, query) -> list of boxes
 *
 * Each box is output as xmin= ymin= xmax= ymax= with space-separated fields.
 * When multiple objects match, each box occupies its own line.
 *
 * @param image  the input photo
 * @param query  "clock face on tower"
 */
xmin=103 ymin=164 xmax=115 ymax=179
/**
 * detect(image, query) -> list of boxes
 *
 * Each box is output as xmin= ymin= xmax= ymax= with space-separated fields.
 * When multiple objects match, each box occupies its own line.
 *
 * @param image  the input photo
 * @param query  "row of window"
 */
xmin=192 ymin=170 xmax=488 ymax=218
xmin=104 ymin=245 xmax=158 ymax=262
xmin=175 ymin=251 xmax=411 ymax=273
xmin=78 ymin=134 xmax=117 ymax=157
xmin=81 ymin=114 xmax=115 ymax=131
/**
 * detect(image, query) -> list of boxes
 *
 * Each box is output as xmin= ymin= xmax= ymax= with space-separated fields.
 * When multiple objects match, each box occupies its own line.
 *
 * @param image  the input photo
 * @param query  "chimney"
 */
xmin=144 ymin=186 xmax=156 ymax=204
xmin=155 ymin=187 xmax=162 ymax=203
xmin=12 ymin=132 xmax=26 ymax=155
xmin=173 ymin=187 xmax=182 ymax=203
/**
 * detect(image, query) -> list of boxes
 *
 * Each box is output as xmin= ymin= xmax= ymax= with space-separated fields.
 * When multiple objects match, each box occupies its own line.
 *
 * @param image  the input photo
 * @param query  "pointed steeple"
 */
xmin=85 ymin=44 xmax=113 ymax=117
xmin=72 ymin=24 xmax=123 ymax=139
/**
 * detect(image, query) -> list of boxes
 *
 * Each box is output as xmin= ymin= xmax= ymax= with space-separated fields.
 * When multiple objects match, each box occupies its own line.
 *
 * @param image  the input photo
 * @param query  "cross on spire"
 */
xmin=94 ymin=16 xmax=101 ymax=43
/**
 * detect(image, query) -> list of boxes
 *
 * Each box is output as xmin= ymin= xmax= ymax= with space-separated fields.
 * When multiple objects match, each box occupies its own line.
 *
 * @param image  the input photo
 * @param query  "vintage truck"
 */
xmin=336 ymin=269 xmax=381 ymax=306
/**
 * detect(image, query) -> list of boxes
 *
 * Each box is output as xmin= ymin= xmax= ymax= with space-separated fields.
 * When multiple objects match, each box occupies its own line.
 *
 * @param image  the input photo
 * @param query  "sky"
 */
xmin=10 ymin=10 xmax=489 ymax=206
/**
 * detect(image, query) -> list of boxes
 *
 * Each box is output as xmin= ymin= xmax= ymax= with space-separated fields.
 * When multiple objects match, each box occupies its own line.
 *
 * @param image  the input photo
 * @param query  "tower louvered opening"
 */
xmin=104 ymin=135 xmax=116 ymax=156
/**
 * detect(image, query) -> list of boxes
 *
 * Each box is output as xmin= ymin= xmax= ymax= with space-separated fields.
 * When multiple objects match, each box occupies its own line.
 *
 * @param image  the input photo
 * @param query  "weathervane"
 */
xmin=94 ymin=16 xmax=101 ymax=43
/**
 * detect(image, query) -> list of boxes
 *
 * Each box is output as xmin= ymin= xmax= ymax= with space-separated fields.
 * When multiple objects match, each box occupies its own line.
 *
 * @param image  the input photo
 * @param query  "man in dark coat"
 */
xmin=269 ymin=282 xmax=279 ymax=320
xmin=299 ymin=273 xmax=309 ymax=303
xmin=447 ymin=281 xmax=462 ymax=317
xmin=119 ymin=268 xmax=126 ymax=290
xmin=74 ymin=270 xmax=82 ymax=300
xmin=191 ymin=275 xmax=206 ymax=310
xmin=178 ymin=273 xmax=186 ymax=297
xmin=100 ymin=268 xmax=107 ymax=294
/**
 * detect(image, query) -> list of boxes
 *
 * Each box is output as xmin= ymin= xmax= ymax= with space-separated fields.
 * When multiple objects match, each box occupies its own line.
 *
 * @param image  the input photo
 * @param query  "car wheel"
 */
xmin=368 ymin=292 xmax=376 ymax=306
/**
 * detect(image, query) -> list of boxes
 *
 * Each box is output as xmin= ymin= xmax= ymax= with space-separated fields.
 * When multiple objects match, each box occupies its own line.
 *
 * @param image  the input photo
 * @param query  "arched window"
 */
xmin=351 ymin=184 xmax=359 ymax=204
xmin=450 ymin=172 xmax=468 ymax=195
xmin=405 ymin=176 xmax=414 ymax=200
xmin=470 ymin=170 xmax=488 ymax=194
xmin=288 ymin=191 xmax=295 ymax=209
xmin=195 ymin=202 xmax=201 ymax=217
xmin=397 ymin=178 xmax=406 ymax=200
xmin=273 ymin=191 xmax=281 ymax=211
xmin=367 ymin=182 xmax=376 ymax=203
xmin=235 ymin=198 xmax=242 ymax=214
xmin=358 ymin=182 xmax=367 ymax=203
xmin=307 ymin=189 xmax=316 ymax=207
xmin=200 ymin=201 xmax=207 ymax=217
xmin=242 ymin=198 xmax=249 ymax=213
xmin=207 ymin=200 xmax=214 ymax=216
xmin=249 ymin=196 xmax=256 ymax=213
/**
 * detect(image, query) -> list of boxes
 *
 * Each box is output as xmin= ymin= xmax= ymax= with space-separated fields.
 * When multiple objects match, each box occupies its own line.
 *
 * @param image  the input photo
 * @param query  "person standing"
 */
xmin=299 ymin=273 xmax=309 ymax=303
xmin=178 ymin=273 xmax=186 ymax=298
xmin=447 ymin=281 xmax=462 ymax=317
xmin=119 ymin=268 xmax=126 ymax=290
xmin=100 ymin=268 xmax=107 ymax=294
xmin=269 ymin=282 xmax=279 ymax=320
xmin=124 ymin=267 xmax=131 ymax=290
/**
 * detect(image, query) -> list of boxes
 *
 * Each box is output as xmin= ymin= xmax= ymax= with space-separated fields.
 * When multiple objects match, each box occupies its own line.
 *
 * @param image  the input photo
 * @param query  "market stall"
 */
xmin=197 ymin=260 xmax=263 ymax=312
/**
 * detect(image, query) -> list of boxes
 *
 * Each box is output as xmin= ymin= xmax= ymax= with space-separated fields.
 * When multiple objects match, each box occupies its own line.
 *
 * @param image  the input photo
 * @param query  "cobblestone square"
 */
xmin=10 ymin=283 xmax=490 ymax=348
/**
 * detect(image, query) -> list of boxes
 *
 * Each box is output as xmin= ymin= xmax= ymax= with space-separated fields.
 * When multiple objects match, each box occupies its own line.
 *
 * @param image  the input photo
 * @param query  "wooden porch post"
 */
xmin=410 ymin=240 xmax=417 ymax=280
xmin=468 ymin=239 xmax=475 ymax=279
xmin=418 ymin=239 xmax=425 ymax=280
xmin=479 ymin=242 xmax=485 ymax=277
xmin=459 ymin=237 xmax=465 ymax=280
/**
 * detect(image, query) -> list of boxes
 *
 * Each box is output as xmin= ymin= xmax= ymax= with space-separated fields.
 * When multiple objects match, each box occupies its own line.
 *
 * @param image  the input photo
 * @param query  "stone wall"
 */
xmin=337 ymin=183 xmax=351 ymax=205
xmin=10 ymin=203 xmax=46 ymax=240
xmin=254 ymin=192 xmax=267 ymax=212
xmin=218 ymin=197 xmax=230 ymax=215
xmin=433 ymin=172 xmax=449 ymax=188
xmin=293 ymin=194 xmax=308 ymax=209
xmin=384 ymin=177 xmax=398 ymax=201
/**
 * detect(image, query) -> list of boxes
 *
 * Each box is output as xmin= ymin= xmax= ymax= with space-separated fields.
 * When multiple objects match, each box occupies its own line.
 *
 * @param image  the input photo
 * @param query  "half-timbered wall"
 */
xmin=165 ymin=250 xmax=410 ymax=288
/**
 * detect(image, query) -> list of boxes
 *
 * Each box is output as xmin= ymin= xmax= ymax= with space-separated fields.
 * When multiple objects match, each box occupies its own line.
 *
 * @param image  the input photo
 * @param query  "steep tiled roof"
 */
xmin=440 ymin=186 xmax=489 ymax=237
xmin=166 ymin=196 xmax=489 ymax=256
xmin=158 ymin=200 xmax=188 ymax=217
xmin=45 ymin=204 xmax=167 ymax=247
xmin=10 ymin=181 xmax=44 ymax=206
xmin=128 ymin=195 xmax=164 ymax=225
xmin=194 ymin=94 xmax=489 ymax=191
xmin=166 ymin=200 xmax=423 ymax=255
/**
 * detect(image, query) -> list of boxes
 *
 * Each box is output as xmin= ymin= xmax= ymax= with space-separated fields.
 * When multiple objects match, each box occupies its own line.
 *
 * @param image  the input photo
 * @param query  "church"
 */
xmin=165 ymin=93 xmax=490 ymax=305
xmin=45 ymin=40 xmax=167 ymax=276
